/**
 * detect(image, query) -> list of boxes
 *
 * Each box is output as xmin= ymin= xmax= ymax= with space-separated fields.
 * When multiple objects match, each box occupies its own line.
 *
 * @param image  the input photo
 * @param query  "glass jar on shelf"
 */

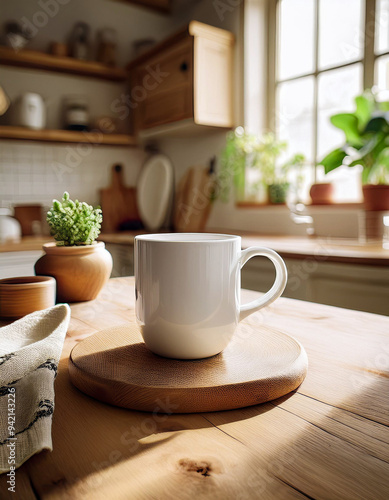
xmin=63 ymin=95 xmax=89 ymax=131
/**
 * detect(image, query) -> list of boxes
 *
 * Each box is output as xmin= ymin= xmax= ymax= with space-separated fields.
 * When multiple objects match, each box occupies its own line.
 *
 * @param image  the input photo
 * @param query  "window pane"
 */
xmin=317 ymin=63 xmax=363 ymax=160
xmin=375 ymin=54 xmax=389 ymax=100
xmin=276 ymin=76 xmax=315 ymax=162
xmin=376 ymin=0 xmax=389 ymax=54
xmin=316 ymin=164 xmax=363 ymax=202
xmin=278 ymin=0 xmax=315 ymax=80
xmin=318 ymin=0 xmax=364 ymax=70
xmin=317 ymin=64 xmax=363 ymax=203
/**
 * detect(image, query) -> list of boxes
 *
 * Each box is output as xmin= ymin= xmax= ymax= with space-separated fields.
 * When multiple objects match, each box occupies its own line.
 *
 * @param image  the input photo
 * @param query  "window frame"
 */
xmin=267 ymin=0 xmax=380 ymax=183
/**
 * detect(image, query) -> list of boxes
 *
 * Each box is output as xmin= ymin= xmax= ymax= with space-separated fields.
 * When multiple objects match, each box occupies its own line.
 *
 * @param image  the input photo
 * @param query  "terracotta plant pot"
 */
xmin=309 ymin=183 xmax=334 ymax=205
xmin=362 ymin=185 xmax=389 ymax=211
xmin=35 ymin=242 xmax=113 ymax=303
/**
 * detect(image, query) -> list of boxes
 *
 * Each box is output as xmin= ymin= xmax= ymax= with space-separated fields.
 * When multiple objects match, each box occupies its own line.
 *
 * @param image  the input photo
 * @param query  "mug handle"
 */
xmin=239 ymin=247 xmax=288 ymax=321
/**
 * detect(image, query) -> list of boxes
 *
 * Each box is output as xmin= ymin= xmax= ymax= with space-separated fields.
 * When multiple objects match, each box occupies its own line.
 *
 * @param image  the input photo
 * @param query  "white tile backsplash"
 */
xmin=0 ymin=141 xmax=145 ymax=209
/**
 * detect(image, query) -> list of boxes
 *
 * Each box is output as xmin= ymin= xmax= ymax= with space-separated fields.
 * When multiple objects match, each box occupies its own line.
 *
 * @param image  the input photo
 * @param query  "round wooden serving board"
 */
xmin=69 ymin=323 xmax=308 ymax=413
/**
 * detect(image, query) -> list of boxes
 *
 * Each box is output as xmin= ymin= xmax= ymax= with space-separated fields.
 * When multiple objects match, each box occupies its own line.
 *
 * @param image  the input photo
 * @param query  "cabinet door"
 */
xmin=193 ymin=35 xmax=234 ymax=127
xmin=105 ymin=243 xmax=133 ymax=277
xmin=140 ymin=85 xmax=192 ymax=129
xmin=0 ymin=251 xmax=43 ymax=279
xmin=136 ymin=39 xmax=192 ymax=97
xmin=242 ymin=257 xmax=389 ymax=316
xmin=134 ymin=39 xmax=193 ymax=130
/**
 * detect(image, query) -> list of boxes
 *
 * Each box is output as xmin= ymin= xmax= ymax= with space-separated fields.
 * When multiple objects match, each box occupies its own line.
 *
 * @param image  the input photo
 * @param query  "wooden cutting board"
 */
xmin=174 ymin=165 xmax=215 ymax=232
xmin=13 ymin=204 xmax=42 ymax=236
xmin=99 ymin=164 xmax=140 ymax=232
xmin=69 ymin=322 xmax=308 ymax=413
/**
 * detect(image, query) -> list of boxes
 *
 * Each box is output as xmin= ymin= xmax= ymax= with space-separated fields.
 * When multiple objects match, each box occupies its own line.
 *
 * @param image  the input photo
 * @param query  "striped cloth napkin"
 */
xmin=0 ymin=304 xmax=70 ymax=475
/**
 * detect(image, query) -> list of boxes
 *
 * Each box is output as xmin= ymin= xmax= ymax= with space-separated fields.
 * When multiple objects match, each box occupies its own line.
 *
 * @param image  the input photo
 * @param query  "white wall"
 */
xmin=0 ymin=140 xmax=146 ymax=209
xmin=0 ymin=0 xmax=181 ymax=208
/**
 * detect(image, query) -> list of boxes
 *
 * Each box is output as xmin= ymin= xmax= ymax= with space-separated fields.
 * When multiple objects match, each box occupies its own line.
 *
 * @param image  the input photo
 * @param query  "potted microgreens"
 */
xmin=35 ymin=192 xmax=112 ymax=302
xmin=320 ymin=89 xmax=389 ymax=210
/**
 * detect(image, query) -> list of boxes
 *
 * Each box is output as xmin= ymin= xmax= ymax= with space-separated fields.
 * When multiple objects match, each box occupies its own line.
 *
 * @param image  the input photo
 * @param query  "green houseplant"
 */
xmin=320 ymin=89 xmax=389 ymax=210
xmin=35 ymin=192 xmax=112 ymax=302
xmin=46 ymin=192 xmax=103 ymax=246
xmin=218 ymin=127 xmax=305 ymax=204
xmin=254 ymin=132 xmax=289 ymax=204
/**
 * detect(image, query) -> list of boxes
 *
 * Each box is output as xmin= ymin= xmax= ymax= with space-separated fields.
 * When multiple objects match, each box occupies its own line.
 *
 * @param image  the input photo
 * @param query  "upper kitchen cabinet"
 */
xmin=127 ymin=21 xmax=235 ymax=138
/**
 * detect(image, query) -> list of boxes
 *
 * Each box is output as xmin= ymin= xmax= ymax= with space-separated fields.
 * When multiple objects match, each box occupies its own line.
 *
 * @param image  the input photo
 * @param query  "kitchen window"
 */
xmin=247 ymin=0 xmax=389 ymax=203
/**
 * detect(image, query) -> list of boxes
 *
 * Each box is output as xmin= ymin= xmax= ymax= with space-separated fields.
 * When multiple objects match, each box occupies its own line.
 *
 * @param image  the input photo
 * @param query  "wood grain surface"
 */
xmin=0 ymin=126 xmax=136 ymax=146
xmin=13 ymin=205 xmax=42 ymax=236
xmin=0 ymin=46 xmax=128 ymax=81
xmin=129 ymin=21 xmax=233 ymax=133
xmin=0 ymin=277 xmax=388 ymax=500
xmin=97 ymin=230 xmax=389 ymax=267
xmin=174 ymin=166 xmax=214 ymax=233
xmin=99 ymin=165 xmax=140 ymax=233
xmin=68 ymin=323 xmax=307 ymax=412
xmin=34 ymin=243 xmax=113 ymax=303
xmin=0 ymin=276 xmax=55 ymax=319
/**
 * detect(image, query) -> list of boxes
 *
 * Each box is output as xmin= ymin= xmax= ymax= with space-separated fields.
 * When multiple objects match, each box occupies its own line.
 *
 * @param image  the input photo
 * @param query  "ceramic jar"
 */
xmin=35 ymin=242 xmax=112 ymax=302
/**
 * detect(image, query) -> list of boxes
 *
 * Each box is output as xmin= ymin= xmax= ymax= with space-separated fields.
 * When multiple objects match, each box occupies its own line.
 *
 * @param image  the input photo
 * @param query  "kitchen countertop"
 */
xmin=1 ymin=277 xmax=388 ymax=499
xmin=2 ymin=231 xmax=388 ymax=266
xmin=100 ymin=230 xmax=389 ymax=266
xmin=0 ymin=236 xmax=52 ymax=253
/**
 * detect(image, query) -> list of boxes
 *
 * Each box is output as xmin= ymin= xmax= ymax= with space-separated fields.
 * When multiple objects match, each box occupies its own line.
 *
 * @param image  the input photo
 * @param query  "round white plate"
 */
xmin=137 ymin=154 xmax=174 ymax=231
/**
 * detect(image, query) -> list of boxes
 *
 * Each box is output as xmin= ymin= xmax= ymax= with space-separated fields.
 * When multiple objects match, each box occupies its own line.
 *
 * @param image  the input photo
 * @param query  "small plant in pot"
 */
xmin=256 ymin=133 xmax=290 ymax=204
xmin=217 ymin=127 xmax=258 ymax=202
xmin=218 ymin=127 xmax=305 ymax=204
xmin=268 ymin=152 xmax=306 ymax=204
xmin=35 ymin=192 xmax=113 ymax=302
xmin=319 ymin=89 xmax=389 ymax=210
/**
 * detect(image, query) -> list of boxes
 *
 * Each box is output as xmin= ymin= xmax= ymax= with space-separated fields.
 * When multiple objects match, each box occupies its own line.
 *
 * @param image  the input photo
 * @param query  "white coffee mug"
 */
xmin=135 ymin=233 xmax=287 ymax=359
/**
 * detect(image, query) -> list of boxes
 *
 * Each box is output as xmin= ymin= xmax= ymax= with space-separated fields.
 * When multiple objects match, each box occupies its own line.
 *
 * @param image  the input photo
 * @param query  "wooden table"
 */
xmin=1 ymin=277 xmax=389 ymax=499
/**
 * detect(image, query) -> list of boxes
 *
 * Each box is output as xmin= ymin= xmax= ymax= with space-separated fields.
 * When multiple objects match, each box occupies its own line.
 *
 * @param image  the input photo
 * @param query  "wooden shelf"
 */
xmin=0 ymin=126 xmax=137 ymax=146
xmin=0 ymin=46 xmax=128 ymax=82
xmin=122 ymin=0 xmax=171 ymax=13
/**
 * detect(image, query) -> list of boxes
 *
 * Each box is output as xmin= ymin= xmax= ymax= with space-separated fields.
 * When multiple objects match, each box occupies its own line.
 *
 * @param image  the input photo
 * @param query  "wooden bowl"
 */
xmin=0 ymin=276 xmax=56 ymax=319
